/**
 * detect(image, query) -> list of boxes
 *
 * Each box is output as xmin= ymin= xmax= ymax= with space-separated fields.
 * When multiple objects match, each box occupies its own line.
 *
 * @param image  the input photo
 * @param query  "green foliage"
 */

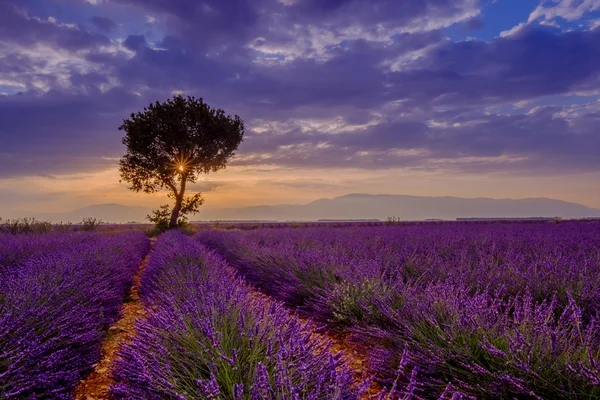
xmin=146 ymin=202 xmax=198 ymax=233
xmin=327 ymin=279 xmax=393 ymax=327
xmin=292 ymin=263 xmax=339 ymax=307
xmin=180 ymin=192 xmax=204 ymax=217
xmin=81 ymin=217 xmax=102 ymax=232
xmin=404 ymin=315 xmax=600 ymax=399
xmin=147 ymin=204 xmax=172 ymax=232
xmin=165 ymin=307 xmax=276 ymax=398
xmin=118 ymin=95 xmax=244 ymax=229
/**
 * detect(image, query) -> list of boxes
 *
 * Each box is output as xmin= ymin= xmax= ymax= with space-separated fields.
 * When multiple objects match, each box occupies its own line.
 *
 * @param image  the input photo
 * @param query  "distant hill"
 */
xmin=33 ymin=203 xmax=150 ymax=224
xmin=8 ymin=194 xmax=600 ymax=223
xmin=197 ymin=193 xmax=600 ymax=221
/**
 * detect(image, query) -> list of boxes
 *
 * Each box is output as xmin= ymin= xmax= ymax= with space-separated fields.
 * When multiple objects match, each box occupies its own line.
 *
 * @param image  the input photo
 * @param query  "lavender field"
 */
xmin=111 ymin=231 xmax=361 ymax=399
xmin=197 ymin=221 xmax=600 ymax=399
xmin=1 ymin=221 xmax=600 ymax=399
xmin=0 ymin=231 xmax=150 ymax=398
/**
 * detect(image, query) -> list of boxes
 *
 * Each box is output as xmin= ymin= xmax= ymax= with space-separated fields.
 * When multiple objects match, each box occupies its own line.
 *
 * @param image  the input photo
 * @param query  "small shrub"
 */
xmin=147 ymin=204 xmax=187 ymax=233
xmin=81 ymin=217 xmax=102 ymax=232
xmin=386 ymin=216 xmax=401 ymax=225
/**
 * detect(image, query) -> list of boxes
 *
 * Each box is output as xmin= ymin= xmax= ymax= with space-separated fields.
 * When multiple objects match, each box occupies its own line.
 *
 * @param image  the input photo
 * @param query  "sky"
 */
xmin=1 ymin=0 xmax=600 ymax=218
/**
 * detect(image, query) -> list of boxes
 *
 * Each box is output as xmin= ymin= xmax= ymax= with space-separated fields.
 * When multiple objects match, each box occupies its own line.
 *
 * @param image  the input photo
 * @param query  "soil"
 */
xmin=73 ymin=245 xmax=152 ymax=400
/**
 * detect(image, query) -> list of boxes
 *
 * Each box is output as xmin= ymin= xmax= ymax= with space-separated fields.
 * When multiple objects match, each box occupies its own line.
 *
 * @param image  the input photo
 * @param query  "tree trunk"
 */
xmin=169 ymin=195 xmax=183 ymax=229
xmin=169 ymin=175 xmax=187 ymax=229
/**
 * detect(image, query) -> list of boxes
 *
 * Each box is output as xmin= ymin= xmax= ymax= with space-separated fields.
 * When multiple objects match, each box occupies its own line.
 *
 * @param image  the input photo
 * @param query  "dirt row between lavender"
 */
xmin=72 ymin=240 xmax=381 ymax=399
xmin=229 ymin=265 xmax=384 ymax=399
xmin=73 ymin=241 xmax=154 ymax=400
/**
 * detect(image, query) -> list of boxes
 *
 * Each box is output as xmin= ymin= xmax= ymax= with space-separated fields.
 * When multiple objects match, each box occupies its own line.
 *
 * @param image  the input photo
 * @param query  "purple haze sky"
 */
xmin=1 ymin=0 xmax=600 ymax=216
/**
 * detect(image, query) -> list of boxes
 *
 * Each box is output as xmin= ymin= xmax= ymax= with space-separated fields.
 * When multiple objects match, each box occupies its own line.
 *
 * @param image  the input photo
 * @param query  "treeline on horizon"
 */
xmin=2 ymin=215 xmax=600 ymax=236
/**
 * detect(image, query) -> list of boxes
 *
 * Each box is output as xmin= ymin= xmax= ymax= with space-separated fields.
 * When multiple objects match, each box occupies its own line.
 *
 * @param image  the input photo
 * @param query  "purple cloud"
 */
xmin=234 ymin=101 xmax=600 ymax=174
xmin=0 ymin=89 xmax=146 ymax=177
xmin=1 ymin=0 xmax=599 ymax=182
xmin=91 ymin=16 xmax=118 ymax=33
xmin=0 ymin=3 xmax=108 ymax=50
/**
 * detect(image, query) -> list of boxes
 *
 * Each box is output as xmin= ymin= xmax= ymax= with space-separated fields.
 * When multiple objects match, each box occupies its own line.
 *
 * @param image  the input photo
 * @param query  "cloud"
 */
xmin=232 ymin=101 xmax=600 ymax=174
xmin=110 ymin=0 xmax=480 ymax=58
xmin=123 ymin=34 xmax=148 ymax=51
xmin=0 ymin=3 xmax=132 ymax=93
xmin=189 ymin=180 xmax=224 ymax=193
xmin=0 ymin=3 xmax=108 ymax=50
xmin=91 ymin=16 xmax=118 ymax=33
xmin=499 ymin=22 xmax=528 ymax=37
xmin=529 ymin=0 xmax=600 ymax=23
xmin=384 ymin=25 xmax=600 ymax=107
xmin=0 ymin=89 xmax=147 ymax=178
xmin=1 ymin=0 xmax=600 ymax=184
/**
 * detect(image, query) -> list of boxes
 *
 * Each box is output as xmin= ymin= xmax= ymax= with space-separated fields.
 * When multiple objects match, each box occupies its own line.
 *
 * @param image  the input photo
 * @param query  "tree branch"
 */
xmin=165 ymin=180 xmax=178 ymax=196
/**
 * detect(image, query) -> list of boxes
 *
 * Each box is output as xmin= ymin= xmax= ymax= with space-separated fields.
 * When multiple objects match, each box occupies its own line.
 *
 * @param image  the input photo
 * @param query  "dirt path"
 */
xmin=229 ymin=266 xmax=383 ymax=399
xmin=73 ymin=246 xmax=152 ymax=400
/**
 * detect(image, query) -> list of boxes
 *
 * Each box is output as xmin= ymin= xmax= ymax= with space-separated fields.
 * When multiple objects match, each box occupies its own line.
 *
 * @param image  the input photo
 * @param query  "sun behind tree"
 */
xmin=119 ymin=95 xmax=244 ymax=229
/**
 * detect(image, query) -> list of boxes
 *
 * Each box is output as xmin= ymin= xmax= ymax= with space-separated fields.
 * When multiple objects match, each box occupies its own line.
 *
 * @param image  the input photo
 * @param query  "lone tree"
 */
xmin=119 ymin=95 xmax=244 ymax=229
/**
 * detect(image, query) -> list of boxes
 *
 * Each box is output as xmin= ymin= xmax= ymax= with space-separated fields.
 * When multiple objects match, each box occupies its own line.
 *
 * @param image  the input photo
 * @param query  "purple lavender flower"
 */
xmin=111 ymin=231 xmax=357 ymax=399
xmin=0 ymin=231 xmax=150 ymax=398
xmin=197 ymin=222 xmax=600 ymax=398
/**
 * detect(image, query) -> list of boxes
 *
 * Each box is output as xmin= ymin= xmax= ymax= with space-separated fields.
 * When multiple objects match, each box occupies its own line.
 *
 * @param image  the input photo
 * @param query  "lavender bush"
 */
xmin=0 ymin=232 xmax=97 ymax=272
xmin=111 ymin=231 xmax=362 ymax=399
xmin=0 ymin=231 xmax=150 ymax=399
xmin=197 ymin=222 xmax=600 ymax=399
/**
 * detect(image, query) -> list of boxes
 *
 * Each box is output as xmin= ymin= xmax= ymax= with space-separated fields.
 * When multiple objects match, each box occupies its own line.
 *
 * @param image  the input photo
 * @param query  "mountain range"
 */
xmin=12 ymin=194 xmax=599 ymax=223
xmin=196 ymin=194 xmax=600 ymax=221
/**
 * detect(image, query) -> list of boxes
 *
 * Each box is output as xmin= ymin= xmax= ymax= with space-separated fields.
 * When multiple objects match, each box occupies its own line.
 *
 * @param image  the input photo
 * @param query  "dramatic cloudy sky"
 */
xmin=1 ymin=0 xmax=600 ymax=217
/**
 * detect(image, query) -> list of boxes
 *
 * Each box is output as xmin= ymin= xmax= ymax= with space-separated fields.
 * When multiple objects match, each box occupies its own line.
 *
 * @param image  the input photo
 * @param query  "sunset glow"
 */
xmin=0 ymin=0 xmax=599 ymax=221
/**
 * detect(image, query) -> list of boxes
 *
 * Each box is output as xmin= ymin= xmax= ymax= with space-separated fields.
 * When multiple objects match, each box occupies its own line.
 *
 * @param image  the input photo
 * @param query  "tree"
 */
xmin=119 ymin=95 xmax=244 ymax=229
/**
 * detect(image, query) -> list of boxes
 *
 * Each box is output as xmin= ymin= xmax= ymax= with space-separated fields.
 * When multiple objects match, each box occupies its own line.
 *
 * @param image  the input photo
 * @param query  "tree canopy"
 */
xmin=119 ymin=95 xmax=244 ymax=229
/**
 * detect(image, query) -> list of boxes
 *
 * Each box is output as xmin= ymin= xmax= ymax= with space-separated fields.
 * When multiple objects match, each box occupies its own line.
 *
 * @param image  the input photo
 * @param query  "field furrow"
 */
xmin=73 ymin=240 xmax=153 ymax=400
xmin=111 ymin=231 xmax=365 ymax=399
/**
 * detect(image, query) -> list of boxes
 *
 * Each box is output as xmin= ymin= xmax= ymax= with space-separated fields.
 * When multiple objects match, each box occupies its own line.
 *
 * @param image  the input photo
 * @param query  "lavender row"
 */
xmin=0 ymin=232 xmax=99 ymax=273
xmin=196 ymin=222 xmax=600 ymax=399
xmin=0 ymin=231 xmax=150 ymax=399
xmin=111 ymin=231 xmax=362 ymax=399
